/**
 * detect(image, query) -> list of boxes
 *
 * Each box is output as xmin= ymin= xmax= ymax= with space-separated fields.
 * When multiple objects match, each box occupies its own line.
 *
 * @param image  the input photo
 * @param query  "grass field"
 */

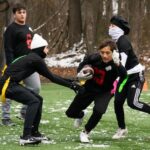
xmin=0 ymin=83 xmax=150 ymax=150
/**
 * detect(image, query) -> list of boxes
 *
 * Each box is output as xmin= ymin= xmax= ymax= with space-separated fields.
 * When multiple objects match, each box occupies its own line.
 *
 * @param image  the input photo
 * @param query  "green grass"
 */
xmin=0 ymin=83 xmax=150 ymax=150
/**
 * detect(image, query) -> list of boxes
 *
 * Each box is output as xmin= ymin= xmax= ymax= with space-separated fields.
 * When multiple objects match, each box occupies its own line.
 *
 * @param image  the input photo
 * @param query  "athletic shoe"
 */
xmin=74 ymin=110 xmax=87 ymax=128
xmin=19 ymin=135 xmax=41 ymax=146
xmin=32 ymin=131 xmax=50 ymax=141
xmin=112 ymin=128 xmax=128 ymax=139
xmin=2 ymin=119 xmax=15 ymax=126
xmin=80 ymin=131 xmax=90 ymax=143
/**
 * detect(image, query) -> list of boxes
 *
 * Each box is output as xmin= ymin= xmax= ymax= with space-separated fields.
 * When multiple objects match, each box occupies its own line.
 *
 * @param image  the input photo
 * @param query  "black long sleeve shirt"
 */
xmin=117 ymin=35 xmax=139 ymax=70
xmin=77 ymin=53 xmax=127 ymax=93
xmin=0 ymin=53 xmax=72 ymax=93
xmin=4 ymin=22 xmax=33 ymax=65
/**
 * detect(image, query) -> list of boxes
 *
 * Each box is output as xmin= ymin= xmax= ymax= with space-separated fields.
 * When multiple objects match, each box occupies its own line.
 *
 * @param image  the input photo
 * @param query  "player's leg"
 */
xmin=6 ymin=83 xmax=42 ymax=145
xmin=20 ymin=72 xmax=41 ymax=119
xmin=112 ymin=82 xmax=128 ymax=139
xmin=80 ymin=92 xmax=112 ymax=143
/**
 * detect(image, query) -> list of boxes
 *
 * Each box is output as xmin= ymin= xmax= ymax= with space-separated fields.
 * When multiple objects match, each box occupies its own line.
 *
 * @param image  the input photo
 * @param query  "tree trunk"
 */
xmin=68 ymin=0 xmax=82 ymax=48
xmin=84 ymin=0 xmax=100 ymax=54
xmin=128 ymin=0 xmax=143 ymax=54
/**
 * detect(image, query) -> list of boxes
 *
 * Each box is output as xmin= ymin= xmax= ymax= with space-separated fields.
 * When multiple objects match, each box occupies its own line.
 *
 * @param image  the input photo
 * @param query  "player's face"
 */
xmin=14 ymin=9 xmax=26 ymax=25
xmin=109 ymin=23 xmax=117 ymax=29
xmin=43 ymin=46 xmax=49 ymax=55
xmin=99 ymin=46 xmax=112 ymax=63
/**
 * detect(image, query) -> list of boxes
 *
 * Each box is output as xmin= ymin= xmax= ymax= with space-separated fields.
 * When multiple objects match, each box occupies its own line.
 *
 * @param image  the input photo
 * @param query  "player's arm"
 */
xmin=117 ymin=37 xmax=132 ymax=67
xmin=4 ymin=27 xmax=15 ymax=65
xmin=112 ymin=50 xmax=127 ymax=78
xmin=34 ymin=58 xmax=81 ymax=92
xmin=77 ymin=54 xmax=92 ymax=73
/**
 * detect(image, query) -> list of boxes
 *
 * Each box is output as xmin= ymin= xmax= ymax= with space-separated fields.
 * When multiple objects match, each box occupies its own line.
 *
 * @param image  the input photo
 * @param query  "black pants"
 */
xmin=114 ymin=72 xmax=150 ymax=129
xmin=6 ymin=82 xmax=43 ymax=137
xmin=66 ymin=90 xmax=112 ymax=132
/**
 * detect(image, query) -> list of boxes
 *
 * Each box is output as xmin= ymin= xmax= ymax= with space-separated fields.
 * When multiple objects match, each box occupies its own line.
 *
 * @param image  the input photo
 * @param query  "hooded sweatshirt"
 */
xmin=0 ymin=48 xmax=72 ymax=93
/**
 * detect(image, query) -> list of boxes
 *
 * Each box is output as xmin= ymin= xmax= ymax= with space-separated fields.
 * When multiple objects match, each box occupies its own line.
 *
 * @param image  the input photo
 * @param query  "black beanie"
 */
xmin=110 ymin=16 xmax=130 ymax=35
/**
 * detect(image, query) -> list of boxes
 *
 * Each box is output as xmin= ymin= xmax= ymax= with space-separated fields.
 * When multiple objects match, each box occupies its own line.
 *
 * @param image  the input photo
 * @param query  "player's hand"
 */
xmin=77 ymin=65 xmax=94 ymax=80
xmin=70 ymin=82 xmax=85 ymax=94
xmin=111 ymin=79 xmax=118 ymax=94
xmin=112 ymin=50 xmax=120 ymax=65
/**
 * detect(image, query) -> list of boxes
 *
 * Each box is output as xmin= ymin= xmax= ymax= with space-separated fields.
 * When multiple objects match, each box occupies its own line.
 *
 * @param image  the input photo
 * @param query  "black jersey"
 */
xmin=4 ymin=22 xmax=33 ymax=65
xmin=0 ymin=52 xmax=72 ymax=93
xmin=77 ymin=53 xmax=127 ymax=93
xmin=117 ymin=35 xmax=139 ymax=70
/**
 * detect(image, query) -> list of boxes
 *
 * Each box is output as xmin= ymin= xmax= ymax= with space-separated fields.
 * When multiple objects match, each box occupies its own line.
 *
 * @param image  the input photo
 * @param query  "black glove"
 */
xmin=70 ymin=82 xmax=85 ymax=94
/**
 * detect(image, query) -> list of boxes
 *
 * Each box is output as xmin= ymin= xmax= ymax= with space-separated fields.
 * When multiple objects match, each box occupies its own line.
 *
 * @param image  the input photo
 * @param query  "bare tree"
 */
xmin=68 ymin=0 xmax=82 ymax=48
xmin=84 ymin=0 xmax=100 ymax=54
xmin=128 ymin=0 xmax=143 ymax=54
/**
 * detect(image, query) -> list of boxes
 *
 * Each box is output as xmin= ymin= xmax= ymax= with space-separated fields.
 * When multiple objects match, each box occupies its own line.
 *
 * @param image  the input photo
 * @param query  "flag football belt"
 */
xmin=1 ymin=55 xmax=26 ymax=103
xmin=118 ymin=75 xmax=129 ymax=93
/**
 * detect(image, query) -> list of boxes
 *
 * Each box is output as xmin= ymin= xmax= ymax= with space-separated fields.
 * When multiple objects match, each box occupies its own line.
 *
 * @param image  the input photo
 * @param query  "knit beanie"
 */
xmin=31 ymin=34 xmax=48 ymax=49
xmin=30 ymin=34 xmax=48 ymax=58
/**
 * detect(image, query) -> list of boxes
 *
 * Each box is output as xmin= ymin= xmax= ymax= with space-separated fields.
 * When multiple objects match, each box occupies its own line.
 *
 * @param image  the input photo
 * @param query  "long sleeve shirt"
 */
xmin=77 ymin=53 xmax=127 ymax=93
xmin=0 ymin=52 xmax=72 ymax=93
xmin=4 ymin=22 xmax=33 ymax=65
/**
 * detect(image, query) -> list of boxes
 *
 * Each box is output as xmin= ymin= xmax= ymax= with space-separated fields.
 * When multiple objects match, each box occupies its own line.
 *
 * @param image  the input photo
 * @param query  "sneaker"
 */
xmin=32 ymin=131 xmax=50 ymax=141
xmin=112 ymin=128 xmax=128 ymax=139
xmin=74 ymin=110 xmax=87 ymax=128
xmin=80 ymin=131 xmax=90 ymax=143
xmin=2 ymin=119 xmax=15 ymax=126
xmin=19 ymin=135 xmax=41 ymax=146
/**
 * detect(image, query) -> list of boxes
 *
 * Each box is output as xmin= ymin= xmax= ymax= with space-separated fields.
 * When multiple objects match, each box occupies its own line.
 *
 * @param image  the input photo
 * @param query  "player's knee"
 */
xmin=65 ymin=109 xmax=72 ymax=117
xmin=28 ymin=98 xmax=40 ymax=108
xmin=127 ymin=101 xmax=135 ymax=109
xmin=66 ymin=109 xmax=76 ymax=118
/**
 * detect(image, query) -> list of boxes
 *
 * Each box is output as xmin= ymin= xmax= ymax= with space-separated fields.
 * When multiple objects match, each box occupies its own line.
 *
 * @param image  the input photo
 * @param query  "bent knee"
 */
xmin=127 ymin=101 xmax=136 ymax=109
xmin=66 ymin=110 xmax=76 ymax=118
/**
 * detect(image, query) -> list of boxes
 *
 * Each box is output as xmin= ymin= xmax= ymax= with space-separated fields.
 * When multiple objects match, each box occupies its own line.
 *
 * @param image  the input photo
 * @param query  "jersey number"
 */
xmin=93 ymin=68 xmax=106 ymax=85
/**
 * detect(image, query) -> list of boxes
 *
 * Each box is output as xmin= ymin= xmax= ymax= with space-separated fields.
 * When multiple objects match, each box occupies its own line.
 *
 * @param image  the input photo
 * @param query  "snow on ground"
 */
xmin=45 ymin=41 xmax=86 ymax=68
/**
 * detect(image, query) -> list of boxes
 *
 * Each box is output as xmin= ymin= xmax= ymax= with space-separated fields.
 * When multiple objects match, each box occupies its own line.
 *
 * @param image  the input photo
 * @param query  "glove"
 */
xmin=77 ymin=65 xmax=94 ymax=81
xmin=112 ymin=50 xmax=120 ymax=65
xmin=70 ymin=82 xmax=85 ymax=94
xmin=111 ymin=79 xmax=118 ymax=94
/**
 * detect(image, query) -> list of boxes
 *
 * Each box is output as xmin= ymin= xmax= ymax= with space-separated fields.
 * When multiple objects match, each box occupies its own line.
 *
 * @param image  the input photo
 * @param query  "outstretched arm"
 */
xmin=34 ymin=59 xmax=81 ymax=92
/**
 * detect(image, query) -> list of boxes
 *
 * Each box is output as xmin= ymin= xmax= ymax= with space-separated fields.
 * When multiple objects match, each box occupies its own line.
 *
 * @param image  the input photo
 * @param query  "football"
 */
xmin=77 ymin=65 xmax=94 ymax=80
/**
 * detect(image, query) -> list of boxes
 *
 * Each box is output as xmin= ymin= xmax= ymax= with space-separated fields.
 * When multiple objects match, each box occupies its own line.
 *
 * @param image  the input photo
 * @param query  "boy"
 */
xmin=0 ymin=34 xmax=81 ymax=145
xmin=66 ymin=40 xmax=127 ymax=143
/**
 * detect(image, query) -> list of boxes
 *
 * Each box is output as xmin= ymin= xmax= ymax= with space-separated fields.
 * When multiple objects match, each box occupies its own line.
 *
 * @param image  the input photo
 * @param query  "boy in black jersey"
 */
xmin=66 ymin=40 xmax=127 ymax=143
xmin=0 ymin=34 xmax=81 ymax=145
xmin=2 ymin=3 xmax=40 ymax=125
xmin=109 ymin=16 xmax=150 ymax=139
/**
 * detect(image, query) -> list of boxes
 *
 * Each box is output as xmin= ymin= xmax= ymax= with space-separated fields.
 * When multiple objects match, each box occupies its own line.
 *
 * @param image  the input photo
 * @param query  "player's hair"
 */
xmin=98 ymin=39 xmax=117 ymax=52
xmin=12 ymin=3 xmax=26 ymax=14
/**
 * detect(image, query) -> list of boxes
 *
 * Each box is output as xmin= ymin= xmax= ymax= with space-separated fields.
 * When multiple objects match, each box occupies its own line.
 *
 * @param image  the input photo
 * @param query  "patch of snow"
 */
xmin=41 ymin=120 xmax=50 ymax=124
xmin=45 ymin=42 xmax=86 ymax=68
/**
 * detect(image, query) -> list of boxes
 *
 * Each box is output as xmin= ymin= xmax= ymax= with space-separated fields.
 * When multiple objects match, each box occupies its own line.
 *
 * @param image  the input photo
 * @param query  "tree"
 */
xmin=84 ymin=0 xmax=100 ymax=54
xmin=68 ymin=0 xmax=82 ymax=48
